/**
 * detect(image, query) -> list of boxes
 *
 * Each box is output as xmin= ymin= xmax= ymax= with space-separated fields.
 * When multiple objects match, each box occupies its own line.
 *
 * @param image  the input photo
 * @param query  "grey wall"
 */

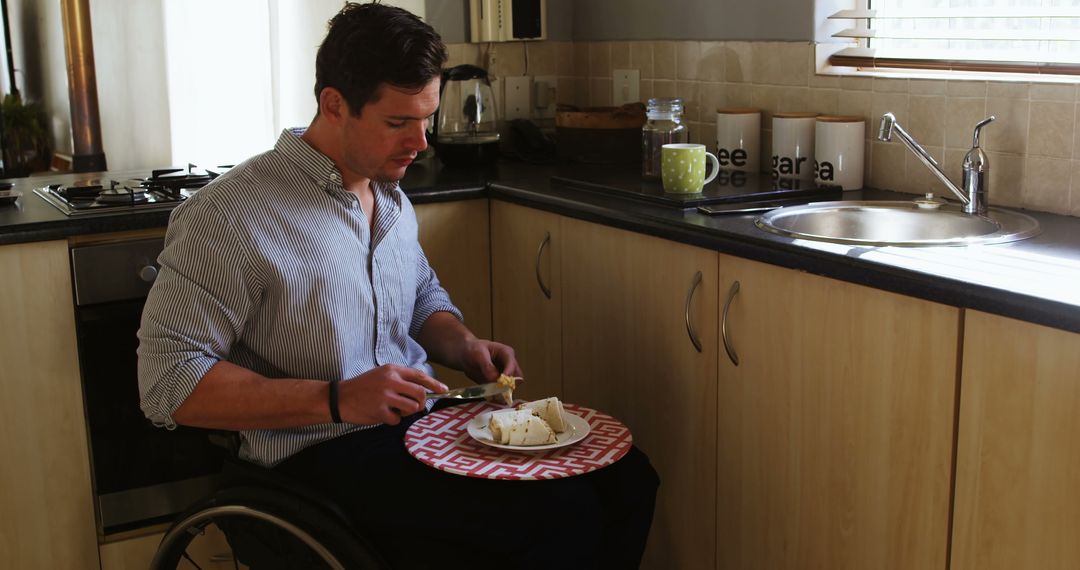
xmin=572 ymin=0 xmax=813 ymax=41
xmin=425 ymin=0 xmax=575 ymax=43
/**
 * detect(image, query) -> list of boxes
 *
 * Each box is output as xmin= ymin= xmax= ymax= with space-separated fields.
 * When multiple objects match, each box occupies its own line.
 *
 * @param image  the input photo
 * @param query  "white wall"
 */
xmin=6 ymin=0 xmax=72 ymax=162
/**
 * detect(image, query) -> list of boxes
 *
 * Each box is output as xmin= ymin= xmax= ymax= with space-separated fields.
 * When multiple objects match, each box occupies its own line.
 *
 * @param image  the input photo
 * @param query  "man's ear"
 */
xmin=317 ymin=87 xmax=349 ymax=125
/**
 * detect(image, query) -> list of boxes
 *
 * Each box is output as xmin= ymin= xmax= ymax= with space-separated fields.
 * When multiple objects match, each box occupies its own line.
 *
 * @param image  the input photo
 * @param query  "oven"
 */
xmin=71 ymin=237 xmax=223 ymax=534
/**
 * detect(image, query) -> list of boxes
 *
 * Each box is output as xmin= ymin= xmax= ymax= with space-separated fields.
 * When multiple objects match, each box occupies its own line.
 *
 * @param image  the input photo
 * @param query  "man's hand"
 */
xmin=337 ymin=364 xmax=447 ymax=426
xmin=459 ymin=338 xmax=523 ymax=384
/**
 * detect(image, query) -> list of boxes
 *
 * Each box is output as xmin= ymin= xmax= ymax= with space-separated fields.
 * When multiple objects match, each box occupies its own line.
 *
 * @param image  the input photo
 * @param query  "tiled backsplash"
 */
xmin=447 ymin=40 xmax=1080 ymax=218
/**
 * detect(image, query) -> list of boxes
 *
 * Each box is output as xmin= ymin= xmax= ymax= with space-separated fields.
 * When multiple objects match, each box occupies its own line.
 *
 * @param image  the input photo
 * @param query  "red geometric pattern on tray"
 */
xmin=405 ymin=401 xmax=633 ymax=480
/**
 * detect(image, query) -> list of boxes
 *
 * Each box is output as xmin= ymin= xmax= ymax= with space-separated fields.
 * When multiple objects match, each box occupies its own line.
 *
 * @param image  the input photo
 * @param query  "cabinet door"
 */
xmin=415 ymin=200 xmax=492 ymax=388
xmin=951 ymin=311 xmax=1080 ymax=570
xmin=100 ymin=526 xmax=234 ymax=569
xmin=716 ymin=255 xmax=957 ymax=570
xmin=0 ymin=240 xmax=99 ymax=569
xmin=490 ymin=201 xmax=563 ymax=400
xmin=562 ymin=217 xmax=718 ymax=570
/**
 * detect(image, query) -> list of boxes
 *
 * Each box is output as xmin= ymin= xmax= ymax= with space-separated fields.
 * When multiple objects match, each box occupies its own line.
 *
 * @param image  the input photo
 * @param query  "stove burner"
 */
xmin=34 ymin=163 xmax=233 ymax=217
xmin=97 ymin=186 xmax=149 ymax=204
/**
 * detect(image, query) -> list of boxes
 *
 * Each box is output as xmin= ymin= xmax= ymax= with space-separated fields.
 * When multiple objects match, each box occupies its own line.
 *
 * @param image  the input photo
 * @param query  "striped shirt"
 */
xmin=137 ymin=129 xmax=462 ymax=467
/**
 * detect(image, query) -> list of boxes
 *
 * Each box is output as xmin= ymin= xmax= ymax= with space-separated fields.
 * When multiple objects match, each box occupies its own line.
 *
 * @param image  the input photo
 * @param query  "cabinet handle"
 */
xmin=535 ymin=231 xmax=552 ymax=299
xmin=722 ymin=280 xmax=740 ymax=366
xmin=684 ymin=271 xmax=703 ymax=353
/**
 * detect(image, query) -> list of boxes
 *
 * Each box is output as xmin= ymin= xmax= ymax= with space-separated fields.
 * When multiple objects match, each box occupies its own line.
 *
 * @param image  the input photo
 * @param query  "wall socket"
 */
xmin=504 ymin=75 xmax=532 ymax=120
xmin=533 ymin=75 xmax=557 ymax=119
xmin=613 ymin=69 xmax=640 ymax=106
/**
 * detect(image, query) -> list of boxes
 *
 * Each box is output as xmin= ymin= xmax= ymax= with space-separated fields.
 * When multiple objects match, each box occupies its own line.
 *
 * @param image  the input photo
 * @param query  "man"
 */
xmin=138 ymin=3 xmax=657 ymax=568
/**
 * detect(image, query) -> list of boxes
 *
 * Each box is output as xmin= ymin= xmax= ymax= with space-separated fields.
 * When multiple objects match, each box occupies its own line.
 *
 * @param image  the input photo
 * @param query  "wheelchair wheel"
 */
xmin=150 ymin=485 xmax=387 ymax=570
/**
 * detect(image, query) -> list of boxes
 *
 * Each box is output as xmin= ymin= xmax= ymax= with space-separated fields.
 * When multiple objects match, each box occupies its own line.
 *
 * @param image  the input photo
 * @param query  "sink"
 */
xmin=754 ymin=200 xmax=1041 ymax=246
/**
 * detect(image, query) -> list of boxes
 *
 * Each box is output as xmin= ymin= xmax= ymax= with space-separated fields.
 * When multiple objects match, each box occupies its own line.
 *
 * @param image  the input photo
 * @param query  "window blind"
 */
xmin=827 ymin=3 xmax=1080 ymax=76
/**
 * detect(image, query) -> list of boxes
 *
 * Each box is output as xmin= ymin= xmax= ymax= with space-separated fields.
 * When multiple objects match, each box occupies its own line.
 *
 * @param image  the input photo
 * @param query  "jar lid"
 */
xmin=646 ymin=97 xmax=683 ymax=119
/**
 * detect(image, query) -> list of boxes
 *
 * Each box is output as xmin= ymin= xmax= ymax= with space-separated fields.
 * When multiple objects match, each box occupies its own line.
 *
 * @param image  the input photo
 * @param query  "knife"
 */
xmin=426 ymin=382 xmax=510 ymax=401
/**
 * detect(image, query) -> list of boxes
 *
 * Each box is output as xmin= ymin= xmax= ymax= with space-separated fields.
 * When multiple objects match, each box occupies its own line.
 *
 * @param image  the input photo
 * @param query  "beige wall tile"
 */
xmin=942 ymin=148 xmax=965 ymax=198
xmin=675 ymin=81 xmax=701 ymax=121
xmin=727 ymin=83 xmax=754 ymax=108
xmin=610 ymin=41 xmax=631 ymax=70
xmin=589 ymin=42 xmax=612 ymax=79
xmin=909 ymin=79 xmax=947 ymax=95
xmin=555 ymin=42 xmax=576 ymax=76
xmin=654 ymin=41 xmax=677 ymax=80
xmin=986 ymin=151 xmax=1025 ymax=208
xmin=699 ymin=82 xmax=726 ymax=122
xmin=759 ymin=131 xmax=772 ymax=173
xmin=987 ymin=82 xmax=1029 ymax=100
xmin=908 ymin=95 xmax=946 ymax=148
xmin=446 ymin=43 xmax=465 ymax=67
xmin=1022 ymin=157 xmax=1072 ymax=214
xmin=630 ymin=41 xmax=654 ymax=79
xmin=752 ymin=84 xmax=782 ymax=122
xmin=1072 ymin=161 xmax=1080 ymax=216
xmin=690 ymin=122 xmax=710 ymax=145
xmin=903 ymin=145 xmax=946 ymax=195
xmin=873 ymin=78 xmax=908 ymax=93
xmin=556 ymin=77 xmax=576 ymax=107
xmin=572 ymin=77 xmax=590 ymax=107
xmin=527 ymin=42 xmax=557 ymax=75
xmin=837 ymin=90 xmax=873 ymax=135
xmin=945 ymin=98 xmax=988 ymax=149
xmin=590 ymin=77 xmax=613 ymax=106
xmin=752 ymin=42 xmax=782 ymax=85
xmin=839 ymin=76 xmax=873 ymax=91
xmin=491 ymin=42 xmax=526 ymax=77
xmin=871 ymin=92 xmax=909 ymax=134
xmin=947 ymin=81 xmax=987 ymax=97
xmin=699 ymin=41 xmax=725 ymax=82
xmin=776 ymin=43 xmax=810 ymax=87
xmin=778 ymin=87 xmax=812 ymax=113
xmin=573 ymin=43 xmax=590 ymax=78
xmin=1074 ymin=102 xmax=1080 ymax=160
xmin=639 ymin=79 xmax=654 ymax=102
xmin=870 ymin=141 xmax=906 ymax=191
xmin=984 ymin=98 xmax=1029 ymax=155
xmin=809 ymin=73 xmax=839 ymax=89
xmin=725 ymin=42 xmax=753 ymax=83
xmin=1028 ymin=100 xmax=1075 ymax=159
xmin=677 ymin=41 xmax=702 ymax=81
xmin=653 ymin=79 xmax=677 ymax=99
xmin=806 ymin=88 xmax=839 ymax=116
xmin=1030 ymin=83 xmax=1076 ymax=101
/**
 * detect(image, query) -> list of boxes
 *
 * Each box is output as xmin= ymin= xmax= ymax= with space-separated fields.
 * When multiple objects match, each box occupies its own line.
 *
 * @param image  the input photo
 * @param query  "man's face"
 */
xmin=340 ymin=78 xmax=440 ymax=183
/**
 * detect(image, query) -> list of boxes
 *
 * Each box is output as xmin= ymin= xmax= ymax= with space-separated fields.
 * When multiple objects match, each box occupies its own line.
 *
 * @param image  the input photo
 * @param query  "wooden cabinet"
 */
xmin=490 ymin=201 xmax=563 ymax=400
xmin=0 ymin=240 xmax=99 ymax=569
xmin=951 ymin=311 xmax=1080 ymax=570
xmin=415 ymin=199 xmax=492 ymax=388
xmin=715 ymin=254 xmax=958 ymax=570
xmin=561 ymin=217 xmax=718 ymax=570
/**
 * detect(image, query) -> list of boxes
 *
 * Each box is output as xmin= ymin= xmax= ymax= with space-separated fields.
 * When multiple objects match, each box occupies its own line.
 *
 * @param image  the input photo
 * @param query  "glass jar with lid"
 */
xmin=642 ymin=97 xmax=688 ymax=178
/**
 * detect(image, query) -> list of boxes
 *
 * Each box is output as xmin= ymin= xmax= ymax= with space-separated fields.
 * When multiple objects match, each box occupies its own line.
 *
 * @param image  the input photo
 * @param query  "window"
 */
xmin=827 ymin=1 xmax=1080 ymax=77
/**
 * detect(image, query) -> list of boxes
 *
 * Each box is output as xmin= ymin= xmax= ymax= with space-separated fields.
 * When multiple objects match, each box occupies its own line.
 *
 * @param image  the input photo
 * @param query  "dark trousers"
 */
xmin=275 ymin=402 xmax=660 ymax=570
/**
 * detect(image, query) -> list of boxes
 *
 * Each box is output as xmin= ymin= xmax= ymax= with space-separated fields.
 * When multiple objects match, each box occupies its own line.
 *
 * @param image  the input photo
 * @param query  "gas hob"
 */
xmin=33 ymin=164 xmax=231 ymax=217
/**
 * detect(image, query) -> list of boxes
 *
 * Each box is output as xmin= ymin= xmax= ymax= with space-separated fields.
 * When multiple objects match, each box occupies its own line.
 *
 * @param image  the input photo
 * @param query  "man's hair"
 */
xmin=314 ymin=2 xmax=447 ymax=115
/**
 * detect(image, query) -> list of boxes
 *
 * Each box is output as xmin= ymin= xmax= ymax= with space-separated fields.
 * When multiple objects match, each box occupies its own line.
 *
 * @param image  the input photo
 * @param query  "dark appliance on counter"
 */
xmin=33 ymin=164 xmax=230 ymax=217
xmin=71 ymin=237 xmax=224 ymax=534
xmin=430 ymin=64 xmax=500 ymax=166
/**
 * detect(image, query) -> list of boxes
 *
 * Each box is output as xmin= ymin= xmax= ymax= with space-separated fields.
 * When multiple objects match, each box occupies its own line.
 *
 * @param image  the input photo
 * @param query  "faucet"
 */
xmin=878 ymin=112 xmax=995 ymax=215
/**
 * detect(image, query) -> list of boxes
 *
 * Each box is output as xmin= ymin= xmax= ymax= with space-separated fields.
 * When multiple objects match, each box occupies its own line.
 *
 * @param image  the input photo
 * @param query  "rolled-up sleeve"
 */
xmin=137 ymin=198 xmax=261 ymax=428
xmin=409 ymin=241 xmax=462 ymax=338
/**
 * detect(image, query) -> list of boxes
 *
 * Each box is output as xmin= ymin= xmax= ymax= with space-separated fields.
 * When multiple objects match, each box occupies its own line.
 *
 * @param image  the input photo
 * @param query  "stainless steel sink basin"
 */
xmin=754 ymin=200 xmax=1041 ymax=246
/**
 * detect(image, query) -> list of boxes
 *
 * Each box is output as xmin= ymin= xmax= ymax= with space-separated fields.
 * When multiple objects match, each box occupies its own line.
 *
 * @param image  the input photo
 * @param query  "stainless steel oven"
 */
xmin=71 ymin=237 xmax=222 ymax=534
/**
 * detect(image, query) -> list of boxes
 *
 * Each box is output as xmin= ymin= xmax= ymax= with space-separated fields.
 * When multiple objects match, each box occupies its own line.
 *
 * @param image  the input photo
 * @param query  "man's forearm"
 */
xmin=416 ymin=311 xmax=476 ymax=370
xmin=172 ymin=361 xmax=332 ymax=430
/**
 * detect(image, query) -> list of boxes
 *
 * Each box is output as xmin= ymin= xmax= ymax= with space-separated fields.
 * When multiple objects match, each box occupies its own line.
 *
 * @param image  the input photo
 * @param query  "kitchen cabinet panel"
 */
xmin=99 ymin=526 xmax=235 ymax=569
xmin=716 ymin=255 xmax=957 ymax=570
xmin=952 ymin=310 xmax=1080 ymax=570
xmin=0 ymin=240 xmax=99 ymax=569
xmin=490 ymin=201 xmax=563 ymax=400
xmin=561 ymin=217 xmax=718 ymax=570
xmin=415 ymin=200 xmax=492 ymax=388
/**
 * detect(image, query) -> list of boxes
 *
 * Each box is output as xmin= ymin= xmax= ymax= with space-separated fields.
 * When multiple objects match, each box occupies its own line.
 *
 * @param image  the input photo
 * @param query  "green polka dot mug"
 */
xmin=661 ymin=143 xmax=720 ymax=194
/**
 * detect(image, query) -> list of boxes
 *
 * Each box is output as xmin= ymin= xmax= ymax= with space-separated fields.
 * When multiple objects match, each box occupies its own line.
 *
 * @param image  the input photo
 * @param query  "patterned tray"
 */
xmin=404 ymin=401 xmax=632 ymax=480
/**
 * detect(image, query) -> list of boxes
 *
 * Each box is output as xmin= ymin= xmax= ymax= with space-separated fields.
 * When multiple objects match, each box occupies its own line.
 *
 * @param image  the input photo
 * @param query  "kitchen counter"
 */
xmin=3 ymin=158 xmax=1079 ymax=334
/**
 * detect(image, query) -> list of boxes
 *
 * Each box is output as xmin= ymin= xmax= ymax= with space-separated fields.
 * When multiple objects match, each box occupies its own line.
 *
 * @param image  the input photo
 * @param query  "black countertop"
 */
xmin=3 ymin=158 xmax=1080 ymax=335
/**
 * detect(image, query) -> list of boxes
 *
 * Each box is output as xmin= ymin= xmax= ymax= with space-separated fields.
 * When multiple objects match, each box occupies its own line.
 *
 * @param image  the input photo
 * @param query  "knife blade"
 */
xmin=426 ymin=382 xmax=510 ymax=401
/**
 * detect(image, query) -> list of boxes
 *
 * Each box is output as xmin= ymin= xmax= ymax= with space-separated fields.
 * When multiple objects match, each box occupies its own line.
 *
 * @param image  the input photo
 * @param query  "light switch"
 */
xmin=505 ymin=75 xmax=532 ymax=120
xmin=613 ymin=69 xmax=640 ymax=106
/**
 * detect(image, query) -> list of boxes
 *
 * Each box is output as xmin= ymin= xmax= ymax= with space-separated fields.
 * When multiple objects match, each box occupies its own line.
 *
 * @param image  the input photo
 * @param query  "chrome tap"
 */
xmin=878 ymin=112 xmax=995 ymax=215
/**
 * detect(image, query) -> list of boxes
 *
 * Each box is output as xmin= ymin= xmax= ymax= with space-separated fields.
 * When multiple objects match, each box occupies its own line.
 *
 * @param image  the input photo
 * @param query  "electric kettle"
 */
xmin=430 ymin=64 xmax=500 ymax=166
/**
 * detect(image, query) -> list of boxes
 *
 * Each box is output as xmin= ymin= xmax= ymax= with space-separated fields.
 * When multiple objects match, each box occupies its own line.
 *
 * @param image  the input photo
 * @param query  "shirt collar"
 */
xmin=274 ymin=128 xmax=403 ymax=206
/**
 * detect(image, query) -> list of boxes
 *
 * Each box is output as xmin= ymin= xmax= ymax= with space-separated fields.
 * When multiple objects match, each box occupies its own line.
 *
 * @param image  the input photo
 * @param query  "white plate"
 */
xmin=467 ymin=410 xmax=590 ymax=451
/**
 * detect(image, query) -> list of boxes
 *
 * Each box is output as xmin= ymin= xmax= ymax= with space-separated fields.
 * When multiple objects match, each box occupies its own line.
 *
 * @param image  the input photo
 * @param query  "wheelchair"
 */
xmin=150 ymin=433 xmax=389 ymax=569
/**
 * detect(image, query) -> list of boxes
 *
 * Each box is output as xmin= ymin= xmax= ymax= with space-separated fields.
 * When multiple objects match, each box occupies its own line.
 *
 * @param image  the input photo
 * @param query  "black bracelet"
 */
xmin=328 ymin=380 xmax=343 ymax=424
